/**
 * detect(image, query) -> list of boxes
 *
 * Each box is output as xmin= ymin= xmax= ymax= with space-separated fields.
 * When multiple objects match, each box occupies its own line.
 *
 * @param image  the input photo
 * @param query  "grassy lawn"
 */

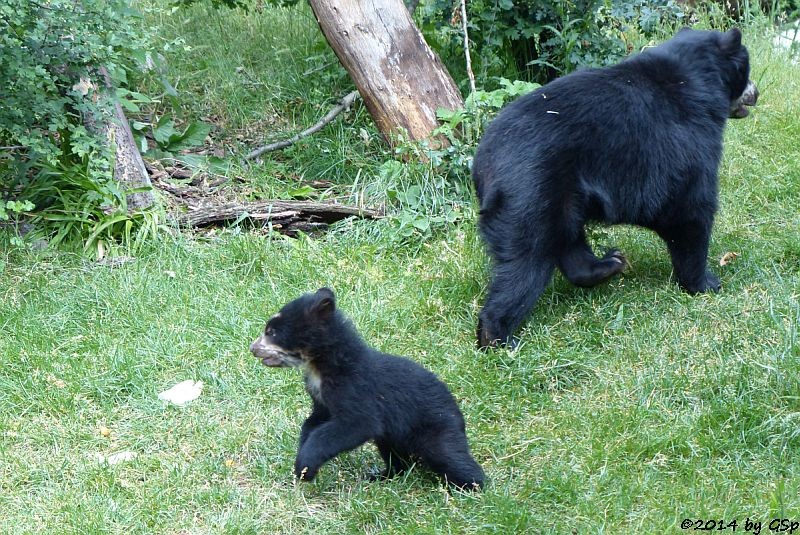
xmin=2 ymin=4 xmax=800 ymax=534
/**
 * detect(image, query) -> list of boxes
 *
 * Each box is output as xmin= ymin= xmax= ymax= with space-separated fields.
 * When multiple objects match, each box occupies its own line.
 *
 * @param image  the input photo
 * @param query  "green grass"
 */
xmin=2 ymin=6 xmax=800 ymax=534
xmin=140 ymin=1 xmax=386 ymax=198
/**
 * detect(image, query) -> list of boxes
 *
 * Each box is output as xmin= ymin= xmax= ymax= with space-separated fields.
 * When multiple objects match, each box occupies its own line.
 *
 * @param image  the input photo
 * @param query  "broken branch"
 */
xmin=245 ymin=90 xmax=360 ymax=161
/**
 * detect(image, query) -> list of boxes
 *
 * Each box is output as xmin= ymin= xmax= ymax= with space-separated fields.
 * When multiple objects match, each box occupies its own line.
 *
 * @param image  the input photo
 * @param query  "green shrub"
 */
xmin=0 ymin=0 xmax=159 ymax=250
xmin=420 ymin=0 xmax=687 ymax=85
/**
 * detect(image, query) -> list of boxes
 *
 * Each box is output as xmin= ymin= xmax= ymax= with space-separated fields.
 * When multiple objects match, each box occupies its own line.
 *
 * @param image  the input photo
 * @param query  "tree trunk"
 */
xmin=85 ymin=67 xmax=155 ymax=212
xmin=308 ymin=0 xmax=463 ymax=147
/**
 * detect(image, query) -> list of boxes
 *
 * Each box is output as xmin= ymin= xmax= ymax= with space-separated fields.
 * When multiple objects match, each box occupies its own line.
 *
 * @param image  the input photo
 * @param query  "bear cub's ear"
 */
xmin=720 ymin=27 xmax=743 ymax=53
xmin=308 ymin=287 xmax=336 ymax=320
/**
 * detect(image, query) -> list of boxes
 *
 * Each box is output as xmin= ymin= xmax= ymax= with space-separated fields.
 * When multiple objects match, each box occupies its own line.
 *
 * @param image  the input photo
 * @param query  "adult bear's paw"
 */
xmin=477 ymin=318 xmax=519 ymax=350
xmin=681 ymin=271 xmax=721 ymax=294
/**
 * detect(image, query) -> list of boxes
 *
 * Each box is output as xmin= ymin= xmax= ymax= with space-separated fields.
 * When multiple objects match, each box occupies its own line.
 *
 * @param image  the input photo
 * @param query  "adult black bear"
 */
xmin=473 ymin=28 xmax=757 ymax=349
xmin=250 ymin=288 xmax=485 ymax=490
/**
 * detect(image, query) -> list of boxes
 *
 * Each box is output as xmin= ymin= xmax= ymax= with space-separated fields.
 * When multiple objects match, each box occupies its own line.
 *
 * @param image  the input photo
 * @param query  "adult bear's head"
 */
xmin=716 ymin=28 xmax=759 ymax=118
xmin=717 ymin=29 xmax=751 ymax=99
xmin=669 ymin=27 xmax=758 ymax=118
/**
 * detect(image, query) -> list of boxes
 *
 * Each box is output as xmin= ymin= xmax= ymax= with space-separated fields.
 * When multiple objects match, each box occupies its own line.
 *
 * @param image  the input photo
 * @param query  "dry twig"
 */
xmin=245 ymin=90 xmax=360 ymax=161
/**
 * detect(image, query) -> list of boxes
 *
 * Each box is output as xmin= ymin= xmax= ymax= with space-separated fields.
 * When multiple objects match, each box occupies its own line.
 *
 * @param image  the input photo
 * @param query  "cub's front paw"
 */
xmin=603 ymin=249 xmax=628 ymax=269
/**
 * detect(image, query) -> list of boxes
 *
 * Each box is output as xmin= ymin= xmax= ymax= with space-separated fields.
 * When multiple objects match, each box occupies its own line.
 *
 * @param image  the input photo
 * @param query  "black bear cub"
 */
xmin=250 ymin=288 xmax=484 ymax=490
xmin=472 ymin=28 xmax=758 ymax=349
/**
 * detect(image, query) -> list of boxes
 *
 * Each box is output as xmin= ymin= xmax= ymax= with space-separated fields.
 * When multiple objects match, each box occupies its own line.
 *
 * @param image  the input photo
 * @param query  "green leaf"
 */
xmin=136 ymin=132 xmax=149 ymax=154
xmin=118 ymin=97 xmax=140 ymax=113
xmin=411 ymin=217 xmax=430 ymax=232
xmin=288 ymin=185 xmax=316 ymax=199
xmin=168 ymin=122 xmax=211 ymax=151
xmin=205 ymin=156 xmax=232 ymax=174
xmin=160 ymin=76 xmax=178 ymax=97
xmin=153 ymin=117 xmax=178 ymax=147
xmin=127 ymin=91 xmax=153 ymax=103
xmin=6 ymin=200 xmax=35 ymax=212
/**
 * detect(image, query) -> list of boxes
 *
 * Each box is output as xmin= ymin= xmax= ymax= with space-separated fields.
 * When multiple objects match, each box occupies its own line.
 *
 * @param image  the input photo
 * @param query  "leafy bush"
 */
xmin=0 ymin=0 xmax=159 ymax=250
xmin=0 ymin=0 xmax=154 ymax=164
xmin=420 ymin=0 xmax=687 ymax=84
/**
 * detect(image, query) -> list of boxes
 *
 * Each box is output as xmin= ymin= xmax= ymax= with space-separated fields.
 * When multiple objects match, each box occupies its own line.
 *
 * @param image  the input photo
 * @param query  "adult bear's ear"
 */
xmin=309 ymin=287 xmax=336 ymax=320
xmin=720 ymin=28 xmax=743 ymax=53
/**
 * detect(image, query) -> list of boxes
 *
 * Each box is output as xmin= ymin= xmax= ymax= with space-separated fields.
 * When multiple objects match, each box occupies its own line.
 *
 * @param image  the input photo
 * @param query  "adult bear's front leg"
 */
xmin=656 ymin=215 xmax=721 ymax=294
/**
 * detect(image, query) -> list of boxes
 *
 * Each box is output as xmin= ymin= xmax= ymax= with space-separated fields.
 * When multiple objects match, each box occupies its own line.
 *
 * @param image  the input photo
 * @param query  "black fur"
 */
xmin=250 ymin=288 xmax=485 ymax=490
xmin=472 ymin=28 xmax=755 ymax=348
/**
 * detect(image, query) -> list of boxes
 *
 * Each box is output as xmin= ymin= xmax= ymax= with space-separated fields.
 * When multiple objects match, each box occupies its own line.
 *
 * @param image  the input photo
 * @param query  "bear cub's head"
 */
xmin=250 ymin=287 xmax=337 ymax=368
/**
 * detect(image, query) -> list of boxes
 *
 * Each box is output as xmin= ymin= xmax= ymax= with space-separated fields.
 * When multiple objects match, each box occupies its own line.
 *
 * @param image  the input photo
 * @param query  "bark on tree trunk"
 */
xmin=308 ymin=0 xmax=463 ymax=147
xmin=85 ymin=67 xmax=155 ymax=212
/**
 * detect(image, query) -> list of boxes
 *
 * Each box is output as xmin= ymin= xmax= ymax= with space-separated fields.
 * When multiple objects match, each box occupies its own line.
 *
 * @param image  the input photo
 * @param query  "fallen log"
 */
xmin=176 ymin=199 xmax=381 ymax=235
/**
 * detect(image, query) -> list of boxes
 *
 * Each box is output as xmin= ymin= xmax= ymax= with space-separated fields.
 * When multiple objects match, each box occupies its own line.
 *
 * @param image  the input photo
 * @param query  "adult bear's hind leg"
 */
xmin=477 ymin=251 xmax=556 ymax=349
xmin=558 ymin=232 xmax=627 ymax=288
